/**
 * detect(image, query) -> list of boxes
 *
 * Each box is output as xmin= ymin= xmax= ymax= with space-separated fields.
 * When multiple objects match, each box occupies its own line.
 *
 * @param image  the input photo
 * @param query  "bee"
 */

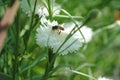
xmin=52 ymin=25 xmax=64 ymax=34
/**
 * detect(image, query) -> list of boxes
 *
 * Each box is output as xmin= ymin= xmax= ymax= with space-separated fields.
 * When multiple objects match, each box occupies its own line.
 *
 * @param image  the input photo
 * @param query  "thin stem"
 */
xmin=47 ymin=0 xmax=53 ymax=20
xmin=12 ymin=11 xmax=20 ymax=80
xmin=42 ymin=48 xmax=56 ymax=80
xmin=24 ymin=0 xmax=37 ymax=50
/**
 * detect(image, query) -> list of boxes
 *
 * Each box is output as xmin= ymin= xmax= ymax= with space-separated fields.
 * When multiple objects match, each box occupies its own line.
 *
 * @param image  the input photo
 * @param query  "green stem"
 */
xmin=12 ymin=11 xmax=20 ymax=80
xmin=48 ymin=0 xmax=53 ymax=20
xmin=42 ymin=48 xmax=56 ymax=80
xmin=24 ymin=0 xmax=37 ymax=50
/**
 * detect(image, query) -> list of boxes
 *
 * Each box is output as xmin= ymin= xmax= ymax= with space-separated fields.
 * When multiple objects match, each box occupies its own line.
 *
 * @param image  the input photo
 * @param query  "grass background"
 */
xmin=0 ymin=0 xmax=120 ymax=80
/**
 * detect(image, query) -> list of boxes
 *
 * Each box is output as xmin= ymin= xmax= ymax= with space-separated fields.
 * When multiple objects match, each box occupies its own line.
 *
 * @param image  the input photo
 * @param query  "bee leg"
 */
xmin=57 ymin=29 xmax=60 ymax=35
xmin=58 ymin=30 xmax=61 ymax=35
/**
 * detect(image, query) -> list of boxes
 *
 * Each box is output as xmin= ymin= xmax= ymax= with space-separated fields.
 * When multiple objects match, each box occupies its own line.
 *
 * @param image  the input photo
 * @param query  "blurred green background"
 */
xmin=0 ymin=0 xmax=120 ymax=80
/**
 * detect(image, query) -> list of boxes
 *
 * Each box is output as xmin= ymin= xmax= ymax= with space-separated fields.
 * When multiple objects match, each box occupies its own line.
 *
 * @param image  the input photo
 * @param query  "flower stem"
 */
xmin=47 ymin=0 xmax=53 ymax=20
xmin=23 ymin=0 xmax=37 ymax=50
xmin=41 ymin=48 xmax=56 ymax=80
xmin=12 ymin=11 xmax=20 ymax=80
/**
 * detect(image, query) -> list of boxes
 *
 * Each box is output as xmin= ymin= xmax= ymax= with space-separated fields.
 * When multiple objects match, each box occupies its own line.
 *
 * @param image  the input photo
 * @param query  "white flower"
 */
xmin=52 ymin=3 xmax=61 ymax=16
xmin=63 ymin=22 xmax=93 ymax=43
xmin=98 ymin=77 xmax=113 ymax=80
xmin=36 ymin=18 xmax=83 ymax=55
xmin=80 ymin=26 xmax=93 ymax=42
xmin=36 ymin=4 xmax=61 ymax=17
xmin=36 ymin=6 xmax=49 ymax=17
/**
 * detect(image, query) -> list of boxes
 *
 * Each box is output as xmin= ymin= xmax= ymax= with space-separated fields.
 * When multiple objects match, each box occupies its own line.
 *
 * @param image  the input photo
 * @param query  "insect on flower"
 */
xmin=52 ymin=25 xmax=64 ymax=34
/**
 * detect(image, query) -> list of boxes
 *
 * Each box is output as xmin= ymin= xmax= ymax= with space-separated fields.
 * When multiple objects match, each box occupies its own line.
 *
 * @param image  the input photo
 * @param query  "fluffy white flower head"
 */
xmin=63 ymin=22 xmax=93 ymax=43
xmin=98 ymin=77 xmax=113 ymax=80
xmin=36 ymin=18 xmax=83 ymax=55
xmin=36 ymin=6 xmax=49 ymax=17
xmin=80 ymin=26 xmax=93 ymax=42
xmin=36 ymin=4 xmax=61 ymax=17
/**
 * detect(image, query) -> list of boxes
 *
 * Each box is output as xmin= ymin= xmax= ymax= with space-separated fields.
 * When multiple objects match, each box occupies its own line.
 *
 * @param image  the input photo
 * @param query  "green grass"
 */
xmin=0 ymin=0 xmax=120 ymax=80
